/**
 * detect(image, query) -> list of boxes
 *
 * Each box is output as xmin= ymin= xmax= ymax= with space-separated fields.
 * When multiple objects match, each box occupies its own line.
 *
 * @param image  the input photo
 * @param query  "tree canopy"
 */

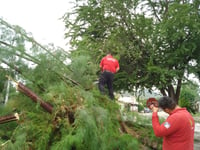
xmin=63 ymin=0 xmax=200 ymax=103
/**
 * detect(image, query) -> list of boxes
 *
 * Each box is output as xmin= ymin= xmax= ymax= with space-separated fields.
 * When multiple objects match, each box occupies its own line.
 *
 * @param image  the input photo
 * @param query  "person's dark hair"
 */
xmin=158 ymin=96 xmax=177 ymax=110
xmin=106 ymin=51 xmax=112 ymax=55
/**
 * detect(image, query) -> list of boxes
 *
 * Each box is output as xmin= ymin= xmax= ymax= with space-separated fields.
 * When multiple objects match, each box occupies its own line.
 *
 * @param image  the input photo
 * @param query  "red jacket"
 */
xmin=152 ymin=108 xmax=195 ymax=150
xmin=100 ymin=54 xmax=119 ymax=73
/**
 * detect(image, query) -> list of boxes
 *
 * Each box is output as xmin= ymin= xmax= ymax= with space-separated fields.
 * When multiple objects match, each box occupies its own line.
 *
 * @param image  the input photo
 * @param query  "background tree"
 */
xmin=147 ymin=0 xmax=200 ymax=103
xmin=179 ymin=82 xmax=199 ymax=113
xmin=63 ymin=0 xmax=200 ymax=103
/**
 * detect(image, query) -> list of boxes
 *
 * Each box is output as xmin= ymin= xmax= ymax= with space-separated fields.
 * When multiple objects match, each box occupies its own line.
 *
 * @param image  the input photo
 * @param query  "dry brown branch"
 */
xmin=0 ymin=113 xmax=19 ymax=124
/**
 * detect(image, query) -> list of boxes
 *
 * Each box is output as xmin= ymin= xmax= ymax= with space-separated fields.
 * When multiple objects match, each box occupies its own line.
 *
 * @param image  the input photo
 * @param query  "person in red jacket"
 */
xmin=99 ymin=52 xmax=120 ymax=100
xmin=150 ymin=96 xmax=195 ymax=150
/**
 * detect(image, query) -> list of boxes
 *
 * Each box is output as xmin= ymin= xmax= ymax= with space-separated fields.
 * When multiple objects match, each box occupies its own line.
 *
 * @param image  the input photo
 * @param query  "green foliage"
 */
xmin=138 ymin=104 xmax=144 ymax=112
xmin=123 ymin=112 xmax=162 ymax=150
xmin=0 ymin=68 xmax=7 ymax=93
xmin=179 ymin=84 xmax=199 ymax=113
xmin=51 ymin=100 xmax=139 ymax=150
xmin=0 ymin=130 xmax=29 ymax=150
xmin=69 ymin=54 xmax=98 ymax=90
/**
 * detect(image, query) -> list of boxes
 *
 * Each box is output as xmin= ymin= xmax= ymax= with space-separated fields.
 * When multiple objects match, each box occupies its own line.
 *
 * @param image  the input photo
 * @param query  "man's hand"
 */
xmin=150 ymin=104 xmax=159 ymax=113
xmin=116 ymin=67 xmax=119 ymax=72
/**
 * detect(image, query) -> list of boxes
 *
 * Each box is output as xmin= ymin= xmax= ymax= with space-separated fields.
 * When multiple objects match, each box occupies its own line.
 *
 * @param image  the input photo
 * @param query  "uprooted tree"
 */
xmin=0 ymin=18 xmax=162 ymax=149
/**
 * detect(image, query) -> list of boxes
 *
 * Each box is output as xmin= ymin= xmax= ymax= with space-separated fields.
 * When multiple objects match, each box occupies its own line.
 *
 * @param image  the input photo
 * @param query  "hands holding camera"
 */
xmin=149 ymin=104 xmax=159 ymax=113
xmin=146 ymin=98 xmax=159 ymax=113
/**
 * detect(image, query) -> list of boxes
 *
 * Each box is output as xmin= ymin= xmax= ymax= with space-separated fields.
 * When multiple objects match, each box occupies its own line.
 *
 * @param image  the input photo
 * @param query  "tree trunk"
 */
xmin=160 ymin=82 xmax=181 ymax=104
xmin=4 ymin=80 xmax=10 ymax=104
xmin=17 ymin=82 xmax=53 ymax=113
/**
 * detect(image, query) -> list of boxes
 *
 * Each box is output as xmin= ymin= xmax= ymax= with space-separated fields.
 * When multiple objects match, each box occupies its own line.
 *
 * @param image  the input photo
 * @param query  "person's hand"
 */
xmin=150 ymin=104 xmax=159 ymax=113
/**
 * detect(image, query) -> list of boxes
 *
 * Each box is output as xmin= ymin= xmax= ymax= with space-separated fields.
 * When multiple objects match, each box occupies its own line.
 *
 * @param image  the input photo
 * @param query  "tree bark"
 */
xmin=17 ymin=82 xmax=53 ymax=113
xmin=0 ymin=113 xmax=19 ymax=124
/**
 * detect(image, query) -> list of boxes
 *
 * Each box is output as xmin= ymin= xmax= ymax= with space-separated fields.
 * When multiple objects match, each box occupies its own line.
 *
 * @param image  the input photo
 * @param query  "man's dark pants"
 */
xmin=98 ymin=71 xmax=114 ymax=100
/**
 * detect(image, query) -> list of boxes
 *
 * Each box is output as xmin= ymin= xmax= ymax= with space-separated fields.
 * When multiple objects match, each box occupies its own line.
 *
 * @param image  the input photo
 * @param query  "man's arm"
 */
xmin=116 ymin=67 xmax=119 ymax=72
xmin=150 ymin=105 xmax=163 ymax=137
xmin=115 ymin=60 xmax=120 ymax=72
xmin=150 ymin=105 xmax=178 ymax=137
xmin=100 ymin=58 xmax=104 ymax=72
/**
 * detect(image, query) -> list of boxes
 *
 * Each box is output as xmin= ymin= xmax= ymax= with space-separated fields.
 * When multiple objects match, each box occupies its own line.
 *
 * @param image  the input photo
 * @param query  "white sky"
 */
xmin=0 ymin=0 xmax=73 ymax=49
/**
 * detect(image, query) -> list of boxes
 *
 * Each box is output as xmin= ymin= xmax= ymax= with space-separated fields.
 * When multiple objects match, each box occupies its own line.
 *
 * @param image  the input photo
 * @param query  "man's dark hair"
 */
xmin=158 ymin=96 xmax=177 ymax=110
xmin=106 ymin=51 xmax=112 ymax=55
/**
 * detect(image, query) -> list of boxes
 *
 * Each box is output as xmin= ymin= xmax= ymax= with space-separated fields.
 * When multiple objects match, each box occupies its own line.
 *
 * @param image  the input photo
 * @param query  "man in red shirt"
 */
xmin=99 ymin=53 xmax=120 ymax=100
xmin=150 ymin=96 xmax=195 ymax=150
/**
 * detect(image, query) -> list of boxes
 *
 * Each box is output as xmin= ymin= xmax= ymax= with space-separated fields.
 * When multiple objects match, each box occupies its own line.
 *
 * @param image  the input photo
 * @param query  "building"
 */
xmin=117 ymin=93 xmax=138 ymax=112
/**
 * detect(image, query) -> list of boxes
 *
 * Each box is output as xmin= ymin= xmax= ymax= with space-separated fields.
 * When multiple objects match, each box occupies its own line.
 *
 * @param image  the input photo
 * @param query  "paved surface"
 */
xmin=140 ymin=111 xmax=168 ymax=118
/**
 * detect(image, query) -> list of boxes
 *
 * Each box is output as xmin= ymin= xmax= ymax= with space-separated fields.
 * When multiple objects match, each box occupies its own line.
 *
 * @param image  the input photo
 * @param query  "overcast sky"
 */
xmin=0 ymin=0 xmax=73 ymax=49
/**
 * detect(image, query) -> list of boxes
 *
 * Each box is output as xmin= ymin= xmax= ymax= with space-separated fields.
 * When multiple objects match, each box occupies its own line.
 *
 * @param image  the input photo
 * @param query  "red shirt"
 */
xmin=152 ymin=108 xmax=195 ymax=150
xmin=100 ymin=54 xmax=119 ymax=73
